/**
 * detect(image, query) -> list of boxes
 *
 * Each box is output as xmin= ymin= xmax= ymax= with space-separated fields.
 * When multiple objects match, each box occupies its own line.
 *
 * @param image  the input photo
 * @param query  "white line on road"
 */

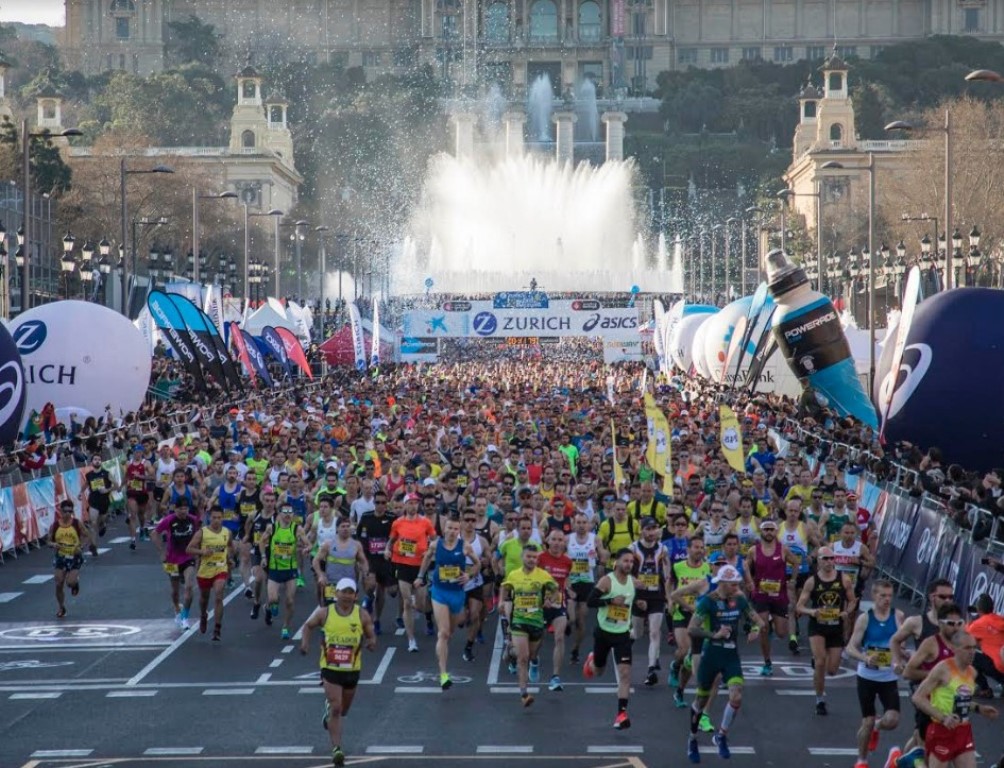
xmin=23 ymin=575 xmax=54 ymax=584
xmin=31 ymin=750 xmax=94 ymax=758
xmin=368 ymin=647 xmax=395 ymax=685
xmin=144 ymin=747 xmax=204 ymax=756
xmin=281 ymin=645 xmax=296 ymax=654
xmin=255 ymin=746 xmax=313 ymax=755
xmin=699 ymin=746 xmax=756 ymax=755
xmin=366 ymin=746 xmax=425 ymax=754
xmin=490 ymin=686 xmax=539 ymax=694
xmin=109 ymin=537 xmax=133 ymax=544
xmin=202 ymin=688 xmax=255 ymax=695
xmin=10 ymin=692 xmax=62 ymax=699
xmin=298 ymin=687 xmax=325 ymax=694
xmin=585 ymin=686 xmax=635 ymax=694
xmin=256 ymin=673 xmax=272 ymax=683
xmin=96 ymin=548 xmax=111 ymax=555
xmin=107 ymin=690 xmax=158 ymax=698
xmin=776 ymin=689 xmax=816 ymax=696
xmin=477 ymin=746 xmax=534 ymax=754
xmin=486 ymin=620 xmax=504 ymax=685
xmin=125 ymin=585 xmax=243 ymax=687
xmin=808 ymin=748 xmax=862 ymax=756
xmin=395 ymin=628 xmax=405 ymax=636
xmin=0 ymin=592 xmax=23 ymax=602
xmin=393 ymin=686 xmax=441 ymax=694
xmin=269 ymin=659 xmax=284 ymax=668
xmin=587 ymin=746 xmax=644 ymax=754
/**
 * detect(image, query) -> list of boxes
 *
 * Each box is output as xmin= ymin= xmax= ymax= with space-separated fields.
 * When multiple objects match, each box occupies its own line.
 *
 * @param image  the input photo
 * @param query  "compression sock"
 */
xmin=690 ymin=703 xmax=702 ymax=734
xmin=721 ymin=702 xmax=739 ymax=733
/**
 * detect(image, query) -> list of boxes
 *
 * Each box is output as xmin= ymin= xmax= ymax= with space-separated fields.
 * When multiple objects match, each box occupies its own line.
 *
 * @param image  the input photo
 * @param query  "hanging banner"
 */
xmin=228 ymin=323 xmax=257 ymax=386
xmin=203 ymin=284 xmax=225 ymax=338
xmin=371 ymin=299 xmax=381 ymax=368
xmin=718 ymin=404 xmax=746 ymax=474
xmin=240 ymin=329 xmax=274 ymax=388
xmin=196 ymin=307 xmax=243 ymax=392
xmin=165 ymin=293 xmax=231 ymax=392
xmin=0 ymin=322 xmax=26 ymax=449
xmin=275 ymin=326 xmax=313 ymax=379
xmin=261 ymin=326 xmax=293 ymax=378
xmin=348 ymin=302 xmax=366 ymax=371
xmin=148 ymin=291 xmax=208 ymax=392
xmin=165 ymin=280 xmax=204 ymax=307
xmin=12 ymin=300 xmax=151 ymax=417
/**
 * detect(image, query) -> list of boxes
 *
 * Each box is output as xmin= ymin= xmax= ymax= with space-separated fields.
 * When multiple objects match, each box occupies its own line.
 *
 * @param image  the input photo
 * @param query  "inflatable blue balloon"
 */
xmin=874 ymin=288 xmax=1004 ymax=472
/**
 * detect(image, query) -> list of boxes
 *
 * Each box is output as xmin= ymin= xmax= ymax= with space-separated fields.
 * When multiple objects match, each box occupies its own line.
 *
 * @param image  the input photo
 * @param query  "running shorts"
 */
xmin=925 ymin=721 xmax=975 ymax=763
xmin=430 ymin=585 xmax=465 ymax=615
xmin=856 ymin=676 xmax=900 ymax=718
xmin=696 ymin=643 xmax=743 ymax=693
xmin=321 ymin=668 xmax=361 ymax=689
xmin=269 ymin=568 xmax=299 ymax=584
xmin=53 ymin=554 xmax=83 ymax=572
xmin=752 ymin=597 xmax=789 ymax=618
xmin=510 ymin=621 xmax=544 ymax=643
xmin=395 ymin=564 xmax=421 ymax=584
xmin=632 ymin=596 xmax=666 ymax=618
xmin=197 ymin=572 xmax=228 ymax=591
xmin=808 ymin=622 xmax=845 ymax=649
xmin=592 ymin=626 xmax=633 ymax=668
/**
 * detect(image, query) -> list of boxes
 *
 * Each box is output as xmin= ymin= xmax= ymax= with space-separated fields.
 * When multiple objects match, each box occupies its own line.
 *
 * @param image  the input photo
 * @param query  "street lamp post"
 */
xmin=192 ymin=190 xmax=238 ymax=283
xmin=120 ymin=160 xmax=174 ymax=316
xmin=742 ymin=207 xmax=762 ymax=295
xmin=244 ymin=207 xmax=283 ymax=304
xmin=59 ymin=232 xmax=75 ymax=299
xmin=315 ymin=225 xmax=330 ymax=339
xmin=0 ymin=224 xmax=8 ymax=320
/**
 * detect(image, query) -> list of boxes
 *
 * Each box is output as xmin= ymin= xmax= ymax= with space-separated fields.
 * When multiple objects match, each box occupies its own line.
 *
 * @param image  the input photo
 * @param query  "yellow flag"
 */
xmin=644 ymin=393 xmax=673 ymax=480
xmin=719 ymin=404 xmax=746 ymax=475
xmin=610 ymin=419 xmax=625 ymax=490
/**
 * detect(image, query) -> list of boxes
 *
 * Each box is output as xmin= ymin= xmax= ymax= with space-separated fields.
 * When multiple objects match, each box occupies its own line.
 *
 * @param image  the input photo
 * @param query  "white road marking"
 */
xmin=281 ymin=645 xmax=296 ymax=654
xmin=255 ymin=746 xmax=313 ymax=755
xmin=107 ymin=690 xmax=158 ymax=698
xmin=125 ymin=585 xmax=243 ymax=686
xmin=10 ymin=692 xmax=61 ymax=699
xmin=109 ymin=537 xmax=133 ymax=544
xmin=490 ymin=686 xmax=540 ymax=694
xmin=0 ymin=592 xmax=23 ymax=603
xmin=366 ymin=746 xmax=425 ymax=754
xmin=477 ymin=746 xmax=534 ymax=754
xmin=202 ymin=688 xmax=255 ymax=695
xmin=96 ymin=548 xmax=111 ymax=555
xmin=256 ymin=673 xmax=272 ymax=683
xmin=776 ymin=689 xmax=816 ymax=696
xmin=587 ymin=746 xmax=644 ymax=754
xmin=393 ymin=686 xmax=441 ymax=693
xmin=368 ymin=647 xmax=396 ymax=685
xmin=23 ymin=575 xmax=54 ymax=584
xmin=298 ymin=687 xmax=325 ymax=694
xmin=699 ymin=746 xmax=756 ymax=755
xmin=269 ymin=659 xmax=284 ymax=668
xmin=486 ymin=620 xmax=504 ymax=685
xmin=808 ymin=748 xmax=862 ymax=756
xmin=31 ymin=750 xmax=94 ymax=758
xmin=144 ymin=747 xmax=204 ymax=756
xmin=585 ymin=686 xmax=635 ymax=693
xmin=395 ymin=628 xmax=405 ymax=636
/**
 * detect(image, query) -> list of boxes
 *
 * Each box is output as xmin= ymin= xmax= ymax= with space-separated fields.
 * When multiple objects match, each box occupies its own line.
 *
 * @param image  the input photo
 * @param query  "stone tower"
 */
xmin=815 ymin=49 xmax=857 ymax=151
xmin=792 ymin=78 xmax=821 ymax=160
xmin=229 ymin=58 xmax=266 ymax=153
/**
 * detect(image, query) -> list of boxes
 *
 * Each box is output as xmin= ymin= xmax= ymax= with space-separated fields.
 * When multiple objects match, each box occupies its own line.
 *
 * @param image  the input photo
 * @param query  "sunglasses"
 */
xmin=940 ymin=619 xmax=964 ymax=626
xmin=819 ymin=556 xmax=834 ymax=561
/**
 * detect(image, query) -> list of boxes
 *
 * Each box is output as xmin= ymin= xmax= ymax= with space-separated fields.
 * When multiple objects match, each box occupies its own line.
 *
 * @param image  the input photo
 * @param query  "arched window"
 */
xmin=242 ymin=130 xmax=256 ymax=148
xmin=578 ymin=1 xmax=601 ymax=41
xmin=803 ymin=100 xmax=816 ymax=119
xmin=485 ymin=2 xmax=509 ymax=42
xmin=828 ymin=72 xmax=843 ymax=92
xmin=529 ymin=0 xmax=558 ymax=42
xmin=829 ymin=123 xmax=843 ymax=142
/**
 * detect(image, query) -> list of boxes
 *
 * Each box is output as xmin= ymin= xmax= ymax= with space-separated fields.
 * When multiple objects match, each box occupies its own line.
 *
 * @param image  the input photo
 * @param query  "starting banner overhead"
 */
xmin=401 ymin=299 xmax=640 ymax=340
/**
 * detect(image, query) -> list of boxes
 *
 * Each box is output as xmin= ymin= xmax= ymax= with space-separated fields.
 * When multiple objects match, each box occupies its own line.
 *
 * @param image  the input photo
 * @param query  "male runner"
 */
xmin=356 ymin=492 xmax=397 ymax=635
xmin=124 ymin=447 xmax=152 ymax=549
xmin=153 ymin=498 xmax=201 ymax=628
xmin=82 ymin=454 xmax=114 ymax=556
xmin=186 ymin=505 xmax=235 ymax=641
xmin=385 ymin=494 xmax=437 ymax=652
xmin=745 ymin=518 xmax=796 ymax=676
xmin=671 ymin=535 xmax=712 ymax=717
xmin=538 ymin=528 xmax=573 ymax=691
xmin=567 ymin=512 xmax=605 ymax=664
xmin=48 ymin=500 xmax=90 ymax=617
xmin=244 ymin=488 xmax=277 ymax=620
xmin=314 ymin=515 xmax=368 ymax=605
xmin=631 ymin=516 xmax=672 ymax=686
xmin=260 ymin=502 xmax=311 ymax=639
xmin=459 ymin=509 xmax=490 ymax=662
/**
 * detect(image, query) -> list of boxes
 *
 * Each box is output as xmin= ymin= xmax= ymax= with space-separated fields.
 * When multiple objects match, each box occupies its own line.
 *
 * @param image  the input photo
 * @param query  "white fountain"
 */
xmin=527 ymin=74 xmax=554 ymax=142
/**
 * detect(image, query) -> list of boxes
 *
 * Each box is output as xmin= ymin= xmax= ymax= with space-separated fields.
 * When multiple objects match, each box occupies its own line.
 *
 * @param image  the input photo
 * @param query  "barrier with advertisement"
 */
xmin=401 ymin=300 xmax=640 ymax=340
xmin=0 ymin=457 xmax=123 ymax=558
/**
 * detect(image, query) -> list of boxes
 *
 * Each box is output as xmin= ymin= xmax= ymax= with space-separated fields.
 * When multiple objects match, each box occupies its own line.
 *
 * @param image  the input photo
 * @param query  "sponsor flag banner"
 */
xmin=0 ymin=486 xmax=14 ymax=551
xmin=240 ymin=329 xmax=274 ymax=388
xmin=12 ymin=300 xmax=152 ymax=416
xmin=348 ymin=302 xmax=366 ymax=371
xmin=261 ymin=326 xmax=293 ymax=379
xmin=275 ymin=327 xmax=313 ymax=379
xmin=0 ymin=321 xmax=26 ymax=449
xmin=196 ymin=307 xmax=243 ymax=392
xmin=165 ymin=280 xmax=204 ymax=307
xmin=204 ymin=284 xmax=225 ymax=338
xmin=371 ymin=299 xmax=381 ymax=368
xmin=165 ymin=293 xmax=231 ymax=392
xmin=228 ymin=324 xmax=257 ymax=385
xmin=25 ymin=476 xmax=55 ymax=544
xmin=718 ymin=405 xmax=746 ymax=474
xmin=874 ymin=493 xmax=918 ymax=575
xmin=148 ymin=292 xmax=208 ymax=393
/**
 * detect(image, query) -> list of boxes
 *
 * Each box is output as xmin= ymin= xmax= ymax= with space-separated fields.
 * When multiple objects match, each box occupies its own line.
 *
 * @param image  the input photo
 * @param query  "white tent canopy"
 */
xmin=242 ymin=303 xmax=301 ymax=339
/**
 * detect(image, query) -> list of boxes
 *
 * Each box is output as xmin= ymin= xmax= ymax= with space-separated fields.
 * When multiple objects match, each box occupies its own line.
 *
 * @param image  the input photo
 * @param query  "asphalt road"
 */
xmin=2 ymin=514 xmax=1003 ymax=768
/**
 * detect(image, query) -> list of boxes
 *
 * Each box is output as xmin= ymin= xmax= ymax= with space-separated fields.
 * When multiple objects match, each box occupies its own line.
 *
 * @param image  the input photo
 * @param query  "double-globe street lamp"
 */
xmin=245 ymin=207 xmax=283 ymax=301
xmin=120 ymin=160 xmax=174 ymax=316
xmin=192 ymin=190 xmax=238 ymax=284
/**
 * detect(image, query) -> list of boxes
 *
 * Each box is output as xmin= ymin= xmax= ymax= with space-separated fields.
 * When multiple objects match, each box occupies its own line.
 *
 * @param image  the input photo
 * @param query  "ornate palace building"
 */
xmin=60 ymin=0 xmax=1004 ymax=96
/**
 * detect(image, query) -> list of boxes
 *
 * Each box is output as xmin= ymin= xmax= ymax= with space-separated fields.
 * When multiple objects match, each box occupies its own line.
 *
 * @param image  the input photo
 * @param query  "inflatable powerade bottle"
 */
xmin=765 ymin=250 xmax=878 ymax=428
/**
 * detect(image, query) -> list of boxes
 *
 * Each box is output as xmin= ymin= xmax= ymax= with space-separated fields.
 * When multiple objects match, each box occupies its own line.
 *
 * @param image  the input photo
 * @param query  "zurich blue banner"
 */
xmin=262 ymin=326 xmax=293 ymax=379
xmin=241 ymin=329 xmax=274 ymax=388
xmin=0 ymin=322 xmax=26 ymax=448
xmin=147 ymin=291 xmax=207 ymax=392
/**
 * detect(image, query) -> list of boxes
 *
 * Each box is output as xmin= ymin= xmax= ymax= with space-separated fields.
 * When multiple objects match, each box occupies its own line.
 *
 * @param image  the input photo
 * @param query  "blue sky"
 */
xmin=0 ymin=1 xmax=64 ymax=26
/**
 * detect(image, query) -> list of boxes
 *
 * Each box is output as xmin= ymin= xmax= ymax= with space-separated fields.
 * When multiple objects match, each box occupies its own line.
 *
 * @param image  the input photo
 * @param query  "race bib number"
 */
xmin=639 ymin=573 xmax=660 ymax=590
xmin=223 ymin=509 xmax=237 ymax=520
xmin=867 ymin=647 xmax=892 ymax=667
xmin=438 ymin=565 xmax=461 ymax=582
xmin=398 ymin=539 xmax=417 ymax=556
xmin=953 ymin=688 xmax=973 ymax=720
xmin=571 ymin=560 xmax=589 ymax=574
xmin=606 ymin=604 xmax=630 ymax=623
xmin=368 ymin=539 xmax=387 ymax=555
xmin=129 ymin=479 xmax=144 ymax=491
xmin=817 ymin=607 xmax=841 ymax=623
xmin=252 ymin=532 xmax=262 ymax=545
xmin=323 ymin=585 xmax=338 ymax=600
xmin=514 ymin=595 xmax=538 ymax=611
xmin=273 ymin=542 xmax=294 ymax=558
xmin=760 ymin=579 xmax=781 ymax=596
xmin=163 ymin=562 xmax=179 ymax=576
xmin=325 ymin=644 xmax=354 ymax=668
xmin=90 ymin=479 xmax=106 ymax=491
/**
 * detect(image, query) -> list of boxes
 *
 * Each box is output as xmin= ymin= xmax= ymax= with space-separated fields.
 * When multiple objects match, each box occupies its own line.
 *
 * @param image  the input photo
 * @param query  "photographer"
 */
xmin=968 ymin=592 xmax=1004 ymax=698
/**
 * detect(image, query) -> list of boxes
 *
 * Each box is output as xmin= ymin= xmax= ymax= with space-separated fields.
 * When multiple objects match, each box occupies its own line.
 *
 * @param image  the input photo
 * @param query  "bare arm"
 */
xmin=298 ymin=605 xmax=328 ymax=656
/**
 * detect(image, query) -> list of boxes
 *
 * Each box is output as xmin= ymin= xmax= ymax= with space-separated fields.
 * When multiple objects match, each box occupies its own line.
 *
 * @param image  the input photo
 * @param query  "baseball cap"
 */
xmin=335 ymin=577 xmax=358 ymax=592
xmin=405 ymin=493 xmax=420 ymax=502
xmin=712 ymin=565 xmax=743 ymax=584
xmin=641 ymin=516 xmax=659 ymax=529
xmin=422 ymin=478 xmax=437 ymax=487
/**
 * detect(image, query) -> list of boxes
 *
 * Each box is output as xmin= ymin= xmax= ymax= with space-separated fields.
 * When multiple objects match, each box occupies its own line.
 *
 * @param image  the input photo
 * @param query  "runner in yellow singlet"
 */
xmin=187 ymin=506 xmax=235 ymax=641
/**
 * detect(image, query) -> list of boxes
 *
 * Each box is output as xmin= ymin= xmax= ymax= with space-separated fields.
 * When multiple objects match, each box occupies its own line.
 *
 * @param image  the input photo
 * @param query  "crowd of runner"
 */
xmin=36 ymin=360 xmax=1004 ymax=768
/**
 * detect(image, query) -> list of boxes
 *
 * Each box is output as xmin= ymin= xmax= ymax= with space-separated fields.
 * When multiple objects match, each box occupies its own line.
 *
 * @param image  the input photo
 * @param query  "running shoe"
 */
xmin=699 ymin=713 xmax=714 ymax=733
xmin=669 ymin=664 xmax=680 ymax=689
xmin=508 ymin=660 xmax=517 ymax=675
xmin=476 ymin=629 xmax=484 ymax=644
xmin=855 ymin=761 xmax=869 ymax=768
xmin=251 ymin=603 xmax=261 ymax=620
xmin=815 ymin=700 xmax=828 ymax=716
xmin=331 ymin=745 xmax=345 ymax=767
xmin=570 ymin=648 xmax=580 ymax=664
xmin=322 ymin=700 xmax=330 ymax=730
xmin=714 ymin=732 xmax=731 ymax=759
xmin=296 ymin=576 xmax=306 ymax=589
xmin=407 ymin=638 xmax=418 ymax=653
xmin=613 ymin=711 xmax=631 ymax=730
xmin=425 ymin=619 xmax=435 ymax=637
xmin=788 ymin=634 xmax=800 ymax=654
xmin=688 ymin=736 xmax=701 ymax=764
xmin=70 ymin=583 xmax=80 ymax=597
xmin=674 ymin=690 xmax=687 ymax=708
xmin=583 ymin=652 xmax=596 ymax=679
xmin=462 ymin=643 xmax=474 ymax=662
xmin=199 ymin=614 xmax=208 ymax=634
xmin=683 ymin=652 xmax=693 ymax=671
xmin=521 ymin=693 xmax=535 ymax=708
xmin=361 ymin=596 xmax=373 ymax=613
xmin=264 ymin=607 xmax=273 ymax=626
xmin=548 ymin=675 xmax=563 ymax=692
xmin=281 ymin=626 xmax=290 ymax=640
xmin=270 ymin=602 xmax=279 ymax=617
xmin=395 ymin=617 xmax=405 ymax=630
xmin=99 ymin=523 xmax=106 ymax=537
xmin=373 ymin=620 xmax=382 ymax=636
xmin=644 ymin=668 xmax=658 ymax=687
xmin=56 ymin=605 xmax=66 ymax=618
xmin=440 ymin=673 xmax=452 ymax=691
xmin=244 ymin=586 xmax=254 ymax=599
xmin=883 ymin=747 xmax=903 ymax=768
xmin=760 ymin=661 xmax=773 ymax=677
xmin=89 ymin=544 xmax=98 ymax=556
xmin=129 ymin=538 xmax=136 ymax=550
xmin=528 ymin=659 xmax=540 ymax=684
xmin=895 ymin=746 xmax=925 ymax=768
xmin=867 ymin=727 xmax=880 ymax=753
xmin=212 ymin=626 xmax=221 ymax=642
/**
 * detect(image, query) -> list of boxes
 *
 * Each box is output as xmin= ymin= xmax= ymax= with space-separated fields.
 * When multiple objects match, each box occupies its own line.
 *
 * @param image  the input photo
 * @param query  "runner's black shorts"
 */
xmin=321 ymin=668 xmax=361 ymax=689
xmin=511 ymin=621 xmax=544 ymax=643
xmin=368 ymin=557 xmax=397 ymax=588
xmin=464 ymin=585 xmax=484 ymax=604
xmin=673 ymin=609 xmax=694 ymax=631
xmin=544 ymin=606 xmax=568 ymax=625
xmin=808 ymin=623 xmax=845 ymax=648
xmin=632 ymin=596 xmax=666 ymax=618
xmin=127 ymin=491 xmax=149 ymax=505
xmin=592 ymin=626 xmax=633 ymax=668
xmin=570 ymin=582 xmax=593 ymax=603
xmin=856 ymin=676 xmax=900 ymax=718
xmin=395 ymin=563 xmax=421 ymax=584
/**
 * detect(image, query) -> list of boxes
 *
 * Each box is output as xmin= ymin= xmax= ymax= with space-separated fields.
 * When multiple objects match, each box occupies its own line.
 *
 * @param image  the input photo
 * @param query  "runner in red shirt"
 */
xmin=538 ymin=528 xmax=573 ymax=692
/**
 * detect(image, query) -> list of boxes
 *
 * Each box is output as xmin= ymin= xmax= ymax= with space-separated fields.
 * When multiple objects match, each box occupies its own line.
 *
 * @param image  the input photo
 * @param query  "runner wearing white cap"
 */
xmin=301 ymin=577 xmax=377 ymax=767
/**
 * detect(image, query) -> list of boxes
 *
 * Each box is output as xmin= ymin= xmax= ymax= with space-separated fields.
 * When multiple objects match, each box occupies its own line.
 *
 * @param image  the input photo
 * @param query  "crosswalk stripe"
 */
xmin=588 ymin=745 xmax=644 ymax=754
